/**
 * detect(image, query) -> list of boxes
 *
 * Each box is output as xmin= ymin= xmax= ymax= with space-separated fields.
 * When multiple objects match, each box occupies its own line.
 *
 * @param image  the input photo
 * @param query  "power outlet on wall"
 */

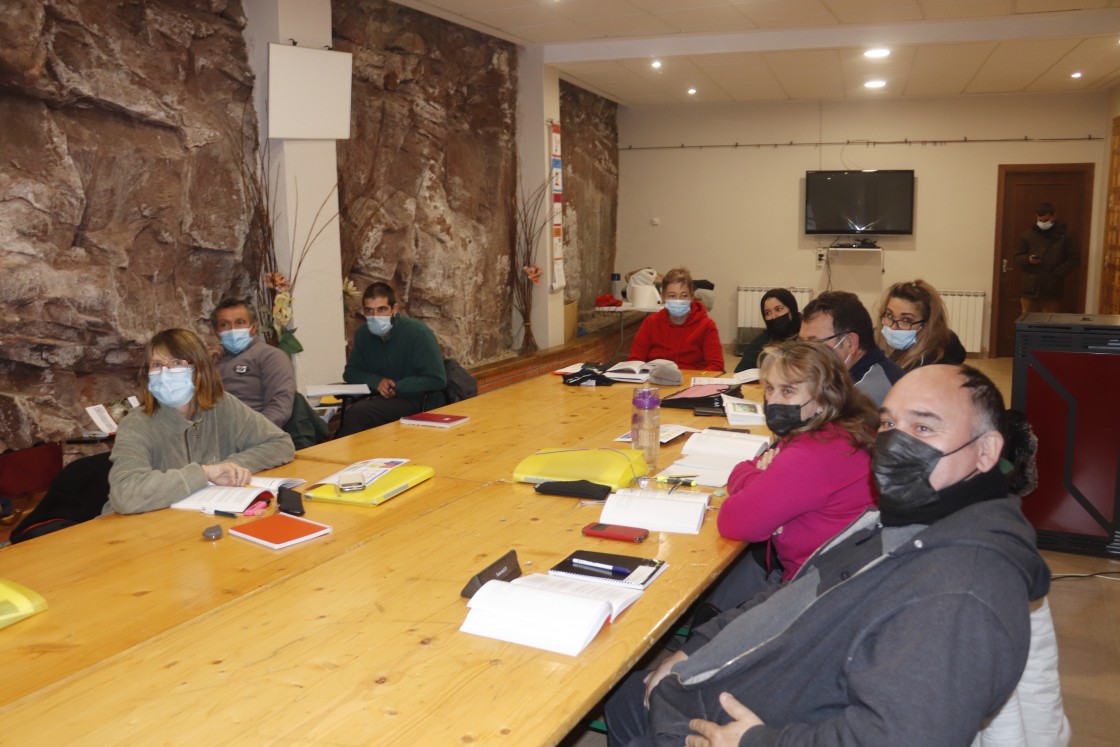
xmin=815 ymin=249 xmax=827 ymax=269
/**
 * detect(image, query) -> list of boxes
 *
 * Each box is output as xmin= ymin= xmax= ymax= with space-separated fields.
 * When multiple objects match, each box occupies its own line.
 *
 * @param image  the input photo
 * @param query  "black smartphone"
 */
xmin=277 ymin=486 xmax=305 ymax=516
xmin=693 ymin=406 xmax=724 ymax=416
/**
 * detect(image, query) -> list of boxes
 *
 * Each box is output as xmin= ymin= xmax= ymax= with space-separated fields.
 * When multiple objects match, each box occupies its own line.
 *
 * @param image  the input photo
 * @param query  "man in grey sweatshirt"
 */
xmin=606 ymin=364 xmax=1051 ymax=747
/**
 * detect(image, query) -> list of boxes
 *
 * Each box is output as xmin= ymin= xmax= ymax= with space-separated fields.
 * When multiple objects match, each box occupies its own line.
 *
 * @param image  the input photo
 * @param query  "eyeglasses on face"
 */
xmin=148 ymin=358 xmax=192 ymax=374
xmin=881 ymin=314 xmax=925 ymax=331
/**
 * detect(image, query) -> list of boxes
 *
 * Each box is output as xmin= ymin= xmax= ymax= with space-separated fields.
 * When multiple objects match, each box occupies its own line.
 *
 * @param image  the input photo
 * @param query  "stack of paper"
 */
xmin=599 ymin=487 xmax=711 ymax=534
xmin=659 ymin=429 xmax=771 ymax=487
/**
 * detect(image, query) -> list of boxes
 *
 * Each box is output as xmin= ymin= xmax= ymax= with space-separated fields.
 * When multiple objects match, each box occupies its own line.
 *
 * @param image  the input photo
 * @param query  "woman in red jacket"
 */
xmin=628 ymin=267 xmax=725 ymax=371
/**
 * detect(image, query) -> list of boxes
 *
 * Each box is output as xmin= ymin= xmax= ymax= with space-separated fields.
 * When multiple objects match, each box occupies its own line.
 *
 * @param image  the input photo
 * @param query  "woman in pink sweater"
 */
xmin=709 ymin=340 xmax=879 ymax=609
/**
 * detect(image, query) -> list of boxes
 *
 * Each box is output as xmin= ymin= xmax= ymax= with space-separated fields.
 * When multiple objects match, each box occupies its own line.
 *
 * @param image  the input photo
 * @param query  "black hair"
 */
xmin=362 ymin=281 xmax=397 ymax=307
xmin=801 ymin=291 xmax=874 ymax=351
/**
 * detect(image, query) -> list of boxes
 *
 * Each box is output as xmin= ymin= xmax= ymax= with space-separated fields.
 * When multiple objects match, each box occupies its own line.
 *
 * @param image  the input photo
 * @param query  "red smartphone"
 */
xmin=582 ymin=522 xmax=649 ymax=543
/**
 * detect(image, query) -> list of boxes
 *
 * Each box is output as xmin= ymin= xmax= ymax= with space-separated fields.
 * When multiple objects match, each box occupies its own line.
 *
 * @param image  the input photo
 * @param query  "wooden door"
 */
xmin=992 ymin=164 xmax=1093 ymax=357
xmin=1102 ymin=117 xmax=1120 ymax=315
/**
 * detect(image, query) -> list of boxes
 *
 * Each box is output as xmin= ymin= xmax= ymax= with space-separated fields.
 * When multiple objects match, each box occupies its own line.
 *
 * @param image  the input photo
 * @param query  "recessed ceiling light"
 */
xmin=1071 ymin=71 xmax=1083 ymax=78
xmin=687 ymin=87 xmax=697 ymax=95
xmin=651 ymin=60 xmax=662 ymax=69
xmin=865 ymin=80 xmax=886 ymax=89
xmin=864 ymin=48 xmax=890 ymax=58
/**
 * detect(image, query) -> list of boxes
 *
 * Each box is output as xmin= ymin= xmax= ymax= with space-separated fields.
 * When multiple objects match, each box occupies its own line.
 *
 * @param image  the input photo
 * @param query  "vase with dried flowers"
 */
xmin=236 ymin=134 xmax=340 ymax=355
xmin=510 ymin=177 xmax=557 ymax=354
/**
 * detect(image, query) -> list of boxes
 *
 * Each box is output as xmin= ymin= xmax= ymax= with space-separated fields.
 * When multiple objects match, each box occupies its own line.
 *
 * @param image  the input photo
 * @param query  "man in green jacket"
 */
xmin=336 ymin=282 xmax=447 ymax=437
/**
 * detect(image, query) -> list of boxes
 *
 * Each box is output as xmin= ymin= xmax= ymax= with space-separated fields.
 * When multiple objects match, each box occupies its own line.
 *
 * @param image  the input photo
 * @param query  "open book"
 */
xmin=459 ymin=573 xmax=642 ymax=656
xmin=599 ymin=487 xmax=711 ymax=534
xmin=604 ymin=360 xmax=651 ymax=383
xmin=85 ymin=396 xmax=140 ymax=436
xmin=170 ymin=475 xmax=306 ymax=514
xmin=659 ymin=428 xmax=771 ymax=488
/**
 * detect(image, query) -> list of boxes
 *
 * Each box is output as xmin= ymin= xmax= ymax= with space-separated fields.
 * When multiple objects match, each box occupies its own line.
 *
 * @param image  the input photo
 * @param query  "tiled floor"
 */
xmin=562 ymin=355 xmax=1120 ymax=746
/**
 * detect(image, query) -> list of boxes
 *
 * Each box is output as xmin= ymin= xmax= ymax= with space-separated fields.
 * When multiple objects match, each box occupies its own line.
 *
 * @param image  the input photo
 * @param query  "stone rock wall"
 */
xmin=0 ymin=0 xmax=257 ymax=451
xmin=560 ymin=80 xmax=619 ymax=319
xmin=332 ymin=0 xmax=518 ymax=364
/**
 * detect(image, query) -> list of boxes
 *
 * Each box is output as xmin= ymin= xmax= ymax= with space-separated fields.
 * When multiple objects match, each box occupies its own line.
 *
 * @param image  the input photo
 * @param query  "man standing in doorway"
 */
xmin=1013 ymin=202 xmax=1079 ymax=314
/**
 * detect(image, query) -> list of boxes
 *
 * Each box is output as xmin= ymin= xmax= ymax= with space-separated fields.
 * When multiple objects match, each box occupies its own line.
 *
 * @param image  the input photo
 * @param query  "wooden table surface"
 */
xmin=0 ymin=372 xmax=761 ymax=745
xmin=296 ymin=370 xmax=731 ymax=479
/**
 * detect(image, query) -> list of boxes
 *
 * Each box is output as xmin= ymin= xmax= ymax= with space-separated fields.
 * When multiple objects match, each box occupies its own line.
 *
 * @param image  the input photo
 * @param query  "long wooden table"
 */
xmin=0 ymin=373 xmax=756 ymax=744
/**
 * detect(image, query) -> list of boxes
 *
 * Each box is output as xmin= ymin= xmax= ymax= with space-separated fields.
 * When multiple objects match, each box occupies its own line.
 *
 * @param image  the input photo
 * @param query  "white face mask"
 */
xmin=1036 ymin=220 xmax=1053 ymax=230
xmin=881 ymin=325 xmax=918 ymax=351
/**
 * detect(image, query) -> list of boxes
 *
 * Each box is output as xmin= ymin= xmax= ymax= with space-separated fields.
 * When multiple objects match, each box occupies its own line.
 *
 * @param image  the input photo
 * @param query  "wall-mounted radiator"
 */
xmin=940 ymin=290 xmax=986 ymax=354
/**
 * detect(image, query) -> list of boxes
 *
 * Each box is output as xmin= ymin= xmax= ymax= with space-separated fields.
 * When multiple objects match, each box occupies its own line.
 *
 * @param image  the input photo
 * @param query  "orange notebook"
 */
xmin=229 ymin=513 xmax=332 ymax=550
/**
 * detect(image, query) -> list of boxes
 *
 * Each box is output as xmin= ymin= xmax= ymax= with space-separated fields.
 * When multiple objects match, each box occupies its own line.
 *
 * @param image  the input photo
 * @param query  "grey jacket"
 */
xmin=651 ymin=495 xmax=1050 ymax=747
xmin=107 ymin=394 xmax=295 ymax=514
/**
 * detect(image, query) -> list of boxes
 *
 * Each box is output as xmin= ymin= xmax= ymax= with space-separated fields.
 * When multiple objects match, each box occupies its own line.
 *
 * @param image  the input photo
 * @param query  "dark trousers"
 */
xmin=335 ymin=396 xmax=422 ymax=438
xmin=605 ymin=670 xmax=658 ymax=747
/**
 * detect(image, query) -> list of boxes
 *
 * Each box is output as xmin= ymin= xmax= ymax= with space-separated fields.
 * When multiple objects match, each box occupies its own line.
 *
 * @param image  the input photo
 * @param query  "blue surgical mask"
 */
xmin=366 ymin=315 xmax=393 ymax=337
xmin=665 ymin=300 xmax=691 ymax=318
xmin=148 ymin=366 xmax=196 ymax=408
xmin=219 ymin=328 xmax=253 ymax=355
xmin=881 ymin=325 xmax=918 ymax=351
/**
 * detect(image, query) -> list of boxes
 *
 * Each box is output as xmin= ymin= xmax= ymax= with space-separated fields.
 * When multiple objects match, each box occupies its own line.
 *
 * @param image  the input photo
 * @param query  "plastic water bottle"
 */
xmin=611 ymin=272 xmax=625 ymax=301
xmin=631 ymin=386 xmax=660 ymax=470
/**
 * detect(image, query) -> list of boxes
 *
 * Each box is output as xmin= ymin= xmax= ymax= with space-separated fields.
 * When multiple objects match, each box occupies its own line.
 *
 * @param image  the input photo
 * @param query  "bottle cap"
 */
xmin=632 ymin=386 xmax=660 ymax=408
xmin=611 ymin=272 xmax=621 ymax=280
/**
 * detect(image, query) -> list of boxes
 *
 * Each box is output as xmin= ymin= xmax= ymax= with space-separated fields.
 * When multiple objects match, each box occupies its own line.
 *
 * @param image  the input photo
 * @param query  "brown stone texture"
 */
xmin=0 ymin=0 xmax=256 ymax=450
xmin=560 ymin=80 xmax=619 ymax=325
xmin=332 ymin=0 xmax=518 ymax=364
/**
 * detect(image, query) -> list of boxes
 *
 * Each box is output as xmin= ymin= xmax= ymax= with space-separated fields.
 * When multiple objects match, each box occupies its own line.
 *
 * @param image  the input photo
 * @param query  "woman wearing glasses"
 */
xmin=107 ymin=328 xmax=295 ymax=514
xmin=876 ymin=279 xmax=966 ymax=371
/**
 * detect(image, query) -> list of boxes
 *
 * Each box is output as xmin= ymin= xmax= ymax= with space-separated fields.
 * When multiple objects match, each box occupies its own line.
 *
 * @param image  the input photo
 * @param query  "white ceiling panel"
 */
xmin=965 ymin=37 xmax=1081 ymax=93
xmin=390 ymin=1 xmax=1120 ymax=106
xmin=653 ymin=6 xmax=757 ymax=33
xmin=904 ymin=42 xmax=998 ymax=96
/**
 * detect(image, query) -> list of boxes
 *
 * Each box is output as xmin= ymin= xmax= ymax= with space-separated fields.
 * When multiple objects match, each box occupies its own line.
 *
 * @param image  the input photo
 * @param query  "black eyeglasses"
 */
xmin=881 ymin=314 xmax=925 ymax=331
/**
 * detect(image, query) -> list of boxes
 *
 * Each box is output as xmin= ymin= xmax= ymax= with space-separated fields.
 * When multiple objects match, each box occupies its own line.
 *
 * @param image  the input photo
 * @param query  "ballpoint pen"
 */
xmin=655 ymin=475 xmax=698 ymax=487
xmin=571 ymin=558 xmax=631 ymax=575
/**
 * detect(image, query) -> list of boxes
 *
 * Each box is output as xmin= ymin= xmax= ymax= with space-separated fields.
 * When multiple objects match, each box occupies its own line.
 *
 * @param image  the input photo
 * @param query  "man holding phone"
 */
xmin=1013 ymin=201 xmax=1079 ymax=314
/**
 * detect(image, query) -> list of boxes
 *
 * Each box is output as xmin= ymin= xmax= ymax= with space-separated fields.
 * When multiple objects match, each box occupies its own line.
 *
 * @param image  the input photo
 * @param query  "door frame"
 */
xmin=992 ymin=163 xmax=1094 ymax=357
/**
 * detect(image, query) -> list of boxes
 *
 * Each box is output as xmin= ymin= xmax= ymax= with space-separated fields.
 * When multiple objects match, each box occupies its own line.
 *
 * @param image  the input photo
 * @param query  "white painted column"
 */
xmin=242 ymin=0 xmax=347 ymax=388
xmin=516 ymin=45 xmax=565 ymax=350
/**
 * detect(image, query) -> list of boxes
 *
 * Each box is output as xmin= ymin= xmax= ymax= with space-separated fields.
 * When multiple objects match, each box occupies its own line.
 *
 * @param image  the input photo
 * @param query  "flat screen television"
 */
xmin=804 ymin=170 xmax=915 ymax=235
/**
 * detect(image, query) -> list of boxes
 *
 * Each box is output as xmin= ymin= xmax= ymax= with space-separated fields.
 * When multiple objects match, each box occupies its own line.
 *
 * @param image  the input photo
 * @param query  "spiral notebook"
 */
xmin=548 ymin=550 xmax=668 ymax=590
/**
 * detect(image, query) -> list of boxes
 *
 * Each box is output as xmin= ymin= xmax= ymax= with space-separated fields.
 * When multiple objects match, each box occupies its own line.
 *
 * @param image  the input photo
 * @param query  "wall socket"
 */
xmin=815 ymin=249 xmax=827 ymax=269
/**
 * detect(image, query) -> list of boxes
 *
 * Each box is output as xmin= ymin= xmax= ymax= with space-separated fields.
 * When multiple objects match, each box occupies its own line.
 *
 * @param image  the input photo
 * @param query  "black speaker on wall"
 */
xmin=1012 ymin=313 xmax=1120 ymax=557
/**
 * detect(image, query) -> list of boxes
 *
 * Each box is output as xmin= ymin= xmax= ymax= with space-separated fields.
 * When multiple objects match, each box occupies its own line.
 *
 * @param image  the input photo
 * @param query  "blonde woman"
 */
xmin=709 ymin=339 xmax=879 ymax=609
xmin=876 ymin=279 xmax=966 ymax=371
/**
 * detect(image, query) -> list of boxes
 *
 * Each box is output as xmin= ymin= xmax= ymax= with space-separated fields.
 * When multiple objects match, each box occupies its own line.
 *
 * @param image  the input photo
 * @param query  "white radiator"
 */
xmin=941 ymin=290 xmax=985 ymax=354
xmin=737 ymin=286 xmax=814 ymax=329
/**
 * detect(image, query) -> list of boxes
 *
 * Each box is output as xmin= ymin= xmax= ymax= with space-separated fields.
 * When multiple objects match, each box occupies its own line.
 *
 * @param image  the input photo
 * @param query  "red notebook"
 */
xmin=229 ymin=513 xmax=332 ymax=550
xmin=399 ymin=412 xmax=470 ymax=429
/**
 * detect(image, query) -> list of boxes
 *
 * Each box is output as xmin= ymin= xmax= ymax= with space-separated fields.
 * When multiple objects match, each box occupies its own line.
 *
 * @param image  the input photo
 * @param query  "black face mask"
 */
xmin=872 ymin=429 xmax=980 ymax=526
xmin=765 ymin=312 xmax=798 ymax=340
xmin=765 ymin=401 xmax=811 ymax=437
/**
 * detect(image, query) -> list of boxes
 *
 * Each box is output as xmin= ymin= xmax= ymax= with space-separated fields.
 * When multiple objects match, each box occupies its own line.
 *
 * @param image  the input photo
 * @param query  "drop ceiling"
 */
xmin=390 ymin=0 xmax=1120 ymax=105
